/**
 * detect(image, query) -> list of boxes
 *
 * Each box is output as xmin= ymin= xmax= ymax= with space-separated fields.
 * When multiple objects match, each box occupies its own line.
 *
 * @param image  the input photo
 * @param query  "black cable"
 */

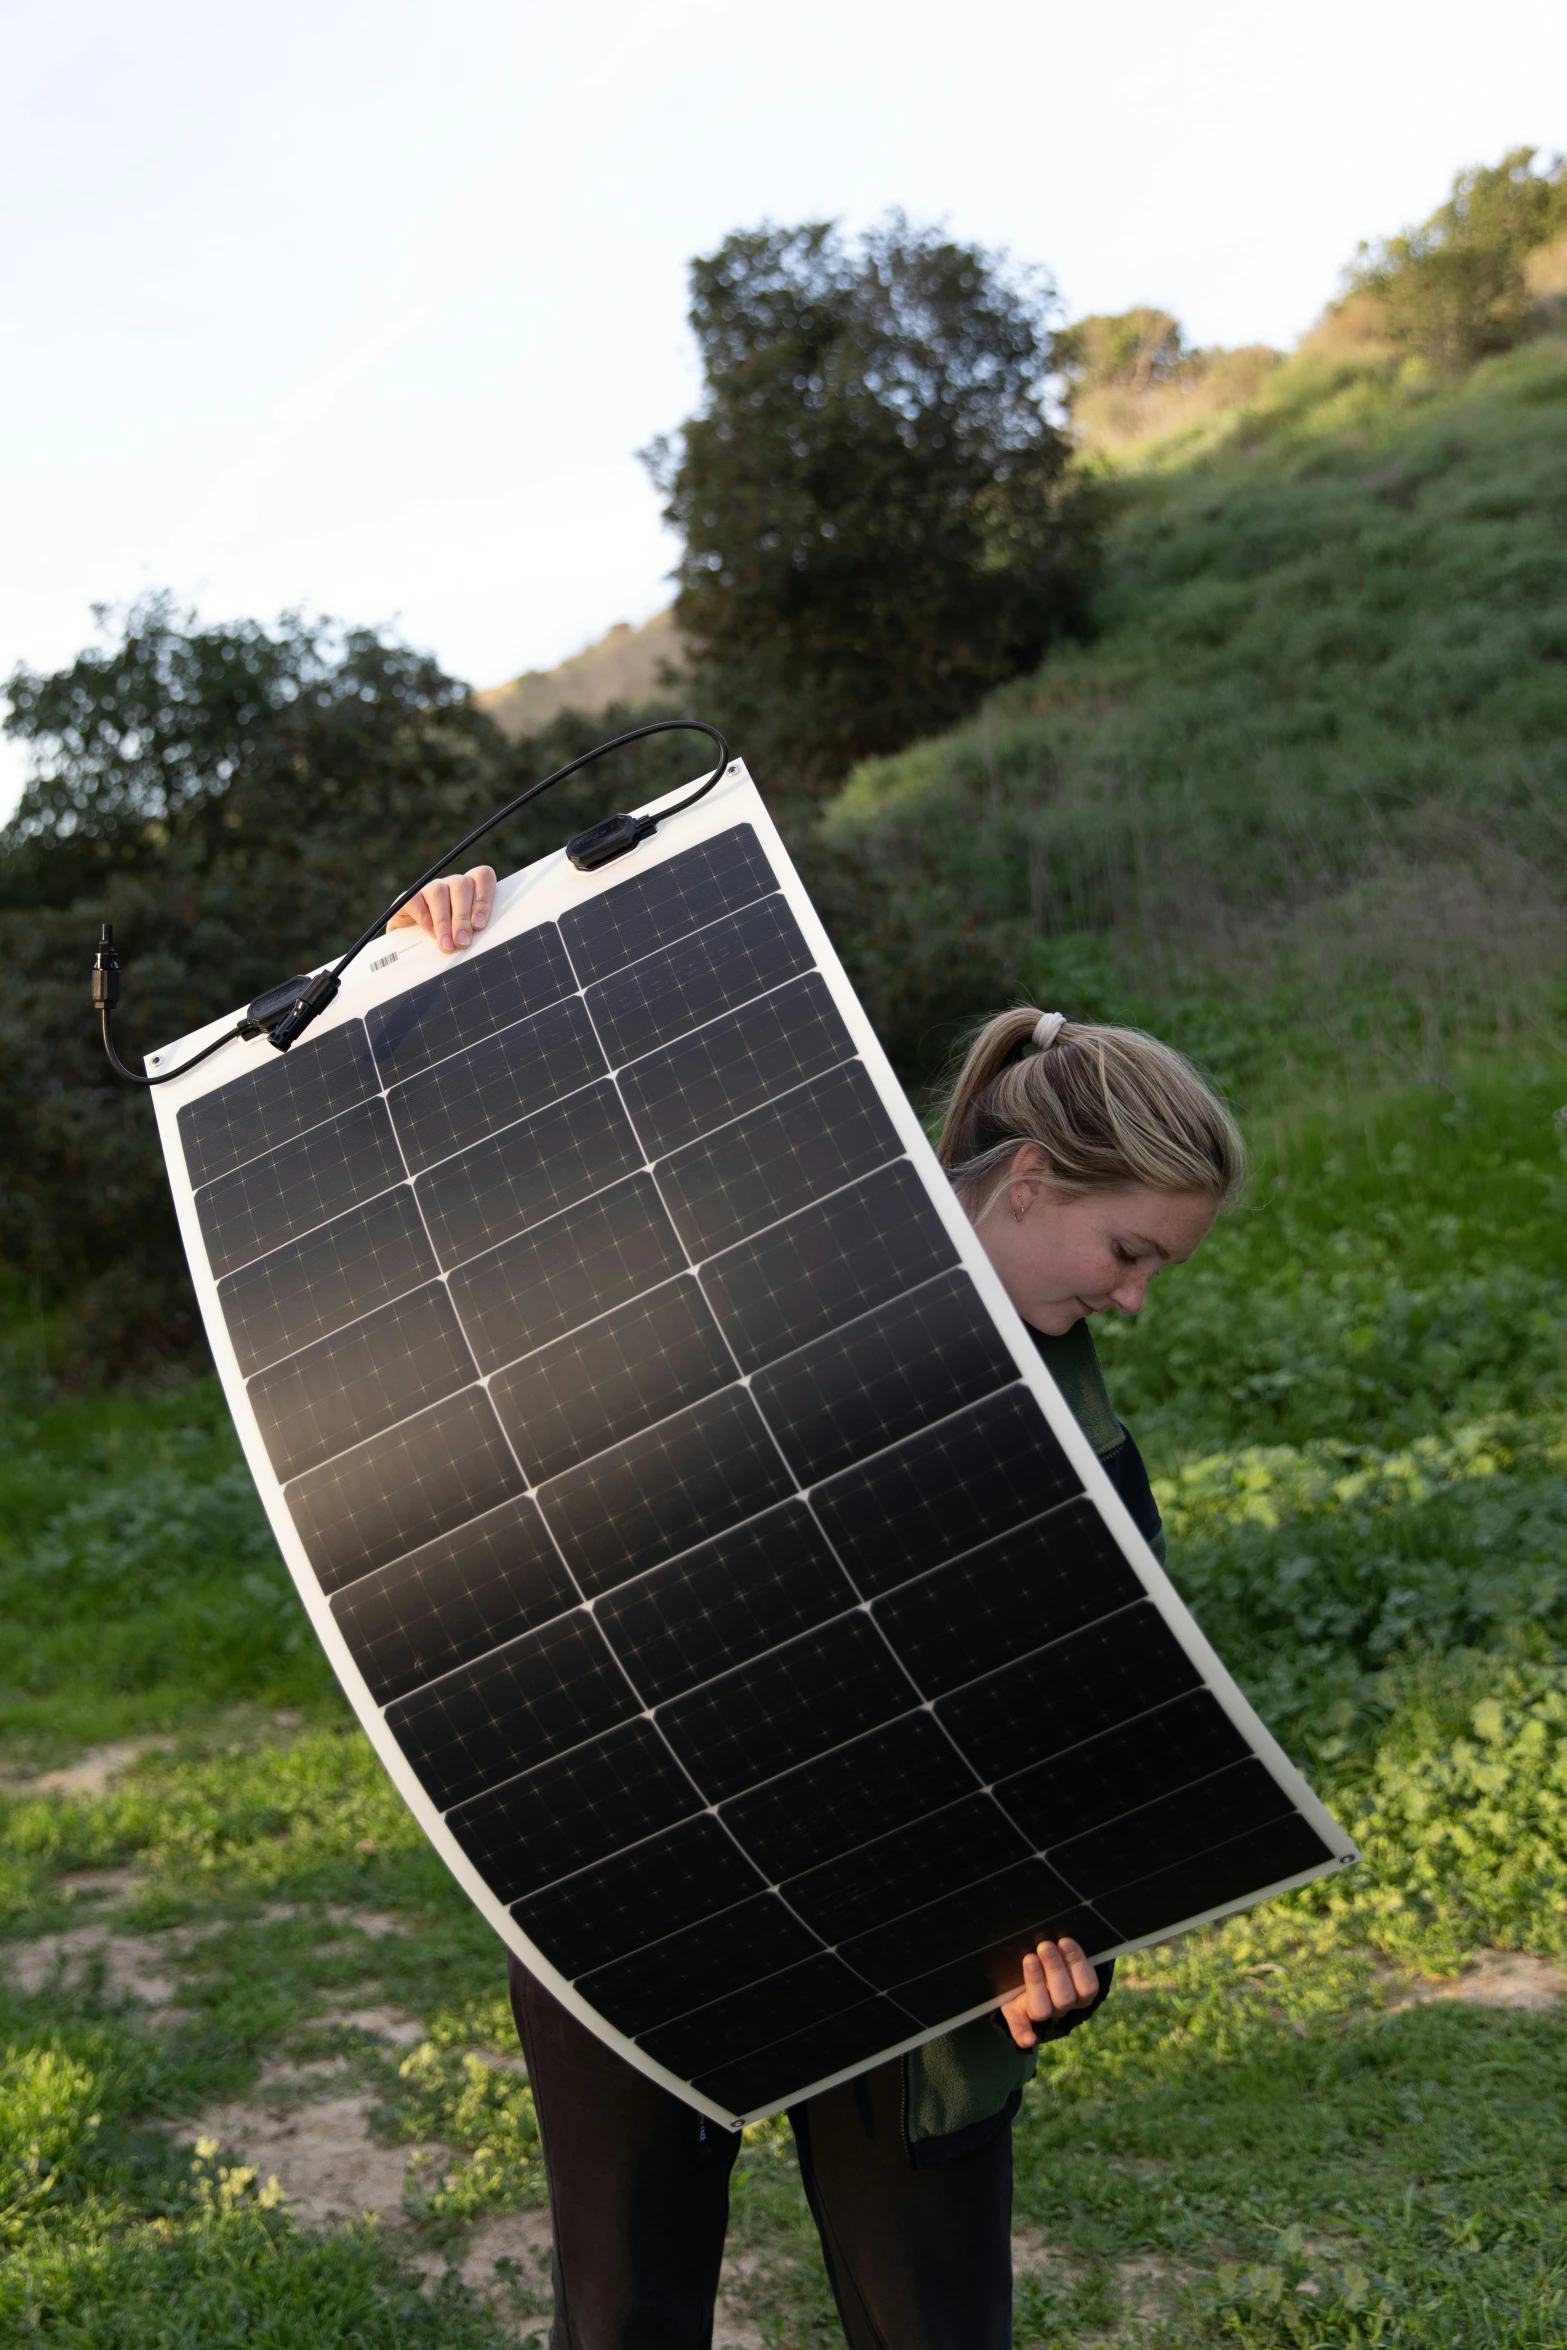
xmin=324 ymin=717 xmax=730 ymax=993
xmin=97 ymin=717 xmax=733 ymax=1079
xmin=99 ymin=1002 xmax=250 ymax=1087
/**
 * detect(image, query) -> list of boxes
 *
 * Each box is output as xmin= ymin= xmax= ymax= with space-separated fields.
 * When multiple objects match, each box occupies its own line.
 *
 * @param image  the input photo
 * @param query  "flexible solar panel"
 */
xmin=150 ymin=760 xmax=1355 ymax=2125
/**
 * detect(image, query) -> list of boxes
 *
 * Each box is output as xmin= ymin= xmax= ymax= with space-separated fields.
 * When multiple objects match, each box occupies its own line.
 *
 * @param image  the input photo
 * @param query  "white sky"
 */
xmin=3 ymin=0 xmax=1565 ymax=820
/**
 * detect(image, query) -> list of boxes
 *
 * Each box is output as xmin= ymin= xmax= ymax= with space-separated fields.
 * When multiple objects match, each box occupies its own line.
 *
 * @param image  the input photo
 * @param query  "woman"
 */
xmin=392 ymin=870 xmax=1246 ymax=2350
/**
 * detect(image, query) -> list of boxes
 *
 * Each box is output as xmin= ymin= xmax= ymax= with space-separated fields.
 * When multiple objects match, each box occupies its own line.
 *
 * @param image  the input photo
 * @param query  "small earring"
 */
xmin=1013 ymin=1199 xmax=1029 ymax=1223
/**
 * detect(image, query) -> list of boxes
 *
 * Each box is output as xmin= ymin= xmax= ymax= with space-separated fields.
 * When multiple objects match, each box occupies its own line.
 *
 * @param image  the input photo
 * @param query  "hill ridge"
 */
xmin=475 ymin=607 xmax=681 ymax=737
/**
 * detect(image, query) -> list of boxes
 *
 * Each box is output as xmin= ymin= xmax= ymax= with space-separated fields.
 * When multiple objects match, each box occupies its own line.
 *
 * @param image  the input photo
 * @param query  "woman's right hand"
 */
xmin=997 ymin=1935 xmax=1102 ymax=2048
xmin=388 ymin=865 xmax=497 ymax=954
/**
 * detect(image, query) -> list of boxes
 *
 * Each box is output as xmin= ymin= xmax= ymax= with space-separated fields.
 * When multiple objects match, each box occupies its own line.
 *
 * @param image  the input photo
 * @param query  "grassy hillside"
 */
xmin=475 ymin=609 xmax=682 ymax=739
xmin=815 ymin=329 xmax=1567 ymax=1102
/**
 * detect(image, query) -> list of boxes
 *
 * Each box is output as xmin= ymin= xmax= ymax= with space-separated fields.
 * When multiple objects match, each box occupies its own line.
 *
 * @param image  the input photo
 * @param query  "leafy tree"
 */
xmin=0 ymin=600 xmax=754 ymax=1375
xmin=1347 ymin=147 xmax=1567 ymax=370
xmin=646 ymin=213 xmax=1095 ymax=793
xmin=1055 ymin=308 xmax=1189 ymax=399
xmin=0 ymin=601 xmax=497 ymax=1373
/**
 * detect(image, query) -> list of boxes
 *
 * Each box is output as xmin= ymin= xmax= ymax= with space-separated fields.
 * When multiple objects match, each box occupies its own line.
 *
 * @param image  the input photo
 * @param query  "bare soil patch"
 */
xmin=176 ymin=2082 xmax=560 ymax=2317
xmin=51 ymin=1865 xmax=142 ymax=1901
xmin=328 ymin=2004 xmax=424 ymax=2046
xmin=1113 ymin=2248 xmax=1194 ymax=2328
xmin=260 ymin=1902 xmax=414 ymax=1937
xmin=187 ymin=2089 xmax=443 ymax=2227
xmin=456 ymin=2207 xmax=554 ymax=2310
xmin=0 ymin=1738 xmax=174 ymax=1799
xmin=2 ymin=1918 xmax=225 ymax=2012
xmin=1011 ymin=2227 xmax=1192 ymax=2340
xmin=1387 ymin=1950 xmax=1566 ymax=2012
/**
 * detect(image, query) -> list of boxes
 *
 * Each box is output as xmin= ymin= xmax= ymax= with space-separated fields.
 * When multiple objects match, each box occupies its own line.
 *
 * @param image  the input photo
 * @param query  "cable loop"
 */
xmin=99 ymin=719 xmax=733 ymax=1082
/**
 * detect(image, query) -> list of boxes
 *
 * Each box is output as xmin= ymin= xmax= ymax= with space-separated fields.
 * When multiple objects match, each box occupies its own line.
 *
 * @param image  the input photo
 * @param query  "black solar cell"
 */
xmin=591 ymin=1500 xmax=855 ymax=1706
xmin=388 ymin=1606 xmax=641 ymax=1809
xmin=656 ymin=1612 xmax=917 ymax=1799
xmin=717 ymin=1713 xmax=978 ymax=1883
xmin=842 ymin=1857 xmax=1090 ymax=1990
xmin=811 ymin=1383 xmax=1081 ymax=1596
xmin=415 ymin=1079 xmax=643 ymax=1266
xmin=887 ymin=1904 xmax=1112 ymax=2029
xmin=488 ymin=1275 xmax=734 ymax=1485
xmin=587 ymin=896 xmax=814 ymax=1066
xmin=448 ymin=1172 xmax=688 ymax=1371
xmin=561 ymin=823 xmax=777 ymax=987
xmin=514 ymin=1816 xmax=768 ymax=1979
xmin=288 ymin=1384 xmax=527 ymax=1590
xmin=781 ymin=1793 xmax=1034 ymax=1943
xmin=538 ymin=1383 xmax=796 ymax=1597
xmin=219 ymin=1183 xmax=437 ymax=1376
xmin=1049 ymin=1759 xmax=1298 ymax=1902
xmin=179 ymin=1019 xmax=381 ymax=1188
xmin=617 ymin=973 xmax=854 ymax=1156
xmin=388 ymin=995 xmax=606 ymax=1175
xmin=330 ymin=1493 xmax=576 ymax=1705
xmin=692 ymin=1995 xmax=918 ymax=2113
xmin=653 ymin=1059 xmax=900 ymax=1259
xmin=698 ymin=1160 xmax=958 ymax=1371
xmin=751 ymin=1270 xmax=1017 ymax=1484
xmin=453 ymin=1717 xmax=705 ymax=1900
xmin=249 ymin=1280 xmax=474 ymax=1481
xmin=368 ymin=925 xmax=577 ymax=1083
xmin=578 ymin=1893 xmax=825 ymax=2037
xmin=869 ymin=1498 xmax=1144 ymax=1697
xmin=637 ymin=1951 xmax=876 ymax=2076
xmin=1097 ymin=1813 xmax=1333 ymax=1943
xmin=994 ymin=1689 xmax=1255 ymax=1849
xmin=934 ymin=1602 xmax=1204 ymax=1781
xmin=195 ymin=1094 xmax=407 ymax=1276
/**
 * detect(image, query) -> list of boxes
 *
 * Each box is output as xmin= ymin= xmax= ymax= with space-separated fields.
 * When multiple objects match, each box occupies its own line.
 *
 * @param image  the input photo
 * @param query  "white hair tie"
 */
xmin=1032 ymin=1010 xmax=1066 ymax=1051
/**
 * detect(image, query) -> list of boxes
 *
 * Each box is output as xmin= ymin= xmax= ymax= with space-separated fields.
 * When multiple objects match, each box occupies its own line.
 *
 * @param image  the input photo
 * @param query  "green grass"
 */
xmin=0 ymin=1379 xmax=340 ymax=1764
xmin=1016 ymin=1998 xmax=1567 ymax=2345
xmin=3 ymin=1055 xmax=1567 ymax=2342
xmin=811 ymin=332 xmax=1567 ymax=1098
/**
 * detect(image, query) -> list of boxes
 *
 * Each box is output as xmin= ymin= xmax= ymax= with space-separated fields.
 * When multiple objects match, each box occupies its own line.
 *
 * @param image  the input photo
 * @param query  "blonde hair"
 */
xmin=936 ymin=1007 xmax=1247 ymax=1207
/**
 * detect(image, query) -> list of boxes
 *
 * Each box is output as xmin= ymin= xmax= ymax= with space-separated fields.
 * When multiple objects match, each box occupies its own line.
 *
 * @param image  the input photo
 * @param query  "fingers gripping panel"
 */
xmin=171 ymin=814 xmax=1342 ymax=2117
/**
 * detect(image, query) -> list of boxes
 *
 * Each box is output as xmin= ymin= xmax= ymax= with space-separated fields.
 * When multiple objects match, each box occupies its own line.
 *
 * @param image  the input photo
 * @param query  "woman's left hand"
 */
xmin=998 ymin=1935 xmax=1101 ymax=2049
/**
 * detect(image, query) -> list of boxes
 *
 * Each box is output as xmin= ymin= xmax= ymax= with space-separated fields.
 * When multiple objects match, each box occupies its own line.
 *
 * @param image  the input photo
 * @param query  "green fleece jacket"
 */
xmin=902 ymin=1321 xmax=1160 ymax=2156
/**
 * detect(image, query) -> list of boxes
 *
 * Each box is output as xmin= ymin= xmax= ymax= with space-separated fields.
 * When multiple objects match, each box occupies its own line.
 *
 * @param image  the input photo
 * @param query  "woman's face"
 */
xmin=971 ymin=1147 xmax=1219 ymax=1336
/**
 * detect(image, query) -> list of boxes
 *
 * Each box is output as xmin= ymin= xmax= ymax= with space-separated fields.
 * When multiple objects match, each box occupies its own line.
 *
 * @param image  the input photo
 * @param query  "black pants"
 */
xmin=509 ymin=1958 xmax=1013 ymax=2350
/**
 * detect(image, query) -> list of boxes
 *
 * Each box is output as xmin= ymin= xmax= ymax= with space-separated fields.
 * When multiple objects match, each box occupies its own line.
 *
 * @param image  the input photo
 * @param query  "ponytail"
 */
xmin=936 ymin=1009 xmax=1246 ymax=1205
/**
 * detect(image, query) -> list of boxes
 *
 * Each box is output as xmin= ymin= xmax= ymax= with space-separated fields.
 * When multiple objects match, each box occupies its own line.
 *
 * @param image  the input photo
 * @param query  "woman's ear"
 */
xmin=1006 ymin=1145 xmax=1051 ymax=1222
